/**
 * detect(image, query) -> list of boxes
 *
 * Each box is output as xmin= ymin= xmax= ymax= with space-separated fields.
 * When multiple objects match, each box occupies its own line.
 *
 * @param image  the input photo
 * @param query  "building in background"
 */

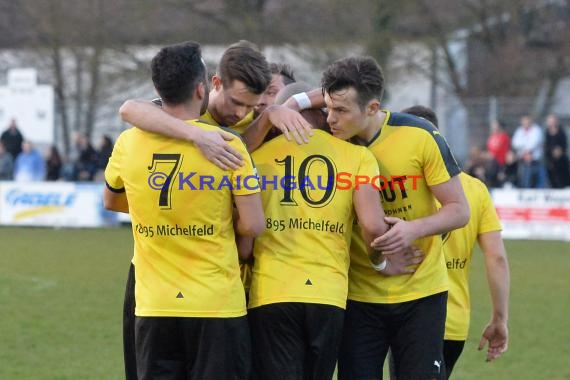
xmin=0 ymin=68 xmax=54 ymax=146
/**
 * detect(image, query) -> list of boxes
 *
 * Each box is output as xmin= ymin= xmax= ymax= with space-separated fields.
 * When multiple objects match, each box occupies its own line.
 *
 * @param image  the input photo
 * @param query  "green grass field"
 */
xmin=0 ymin=227 xmax=569 ymax=379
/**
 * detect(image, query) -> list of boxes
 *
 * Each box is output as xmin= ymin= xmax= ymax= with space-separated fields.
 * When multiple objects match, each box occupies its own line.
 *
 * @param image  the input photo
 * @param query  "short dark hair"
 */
xmin=218 ymin=41 xmax=271 ymax=95
xmin=151 ymin=41 xmax=206 ymax=105
xmin=270 ymin=63 xmax=295 ymax=85
xmin=321 ymin=56 xmax=384 ymax=109
xmin=401 ymin=105 xmax=439 ymax=127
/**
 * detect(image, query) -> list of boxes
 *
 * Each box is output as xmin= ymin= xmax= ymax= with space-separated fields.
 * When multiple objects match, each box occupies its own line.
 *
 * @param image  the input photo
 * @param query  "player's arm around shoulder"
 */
xmin=119 ymin=99 xmax=243 ymax=170
xmin=119 ymin=99 xmax=187 ymax=138
xmin=242 ymin=105 xmax=313 ymax=152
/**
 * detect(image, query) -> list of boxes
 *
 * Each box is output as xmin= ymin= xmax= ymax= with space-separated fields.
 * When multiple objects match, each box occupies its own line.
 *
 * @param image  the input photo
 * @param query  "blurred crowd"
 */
xmin=0 ymin=118 xmax=113 ymax=183
xmin=465 ymin=114 xmax=570 ymax=189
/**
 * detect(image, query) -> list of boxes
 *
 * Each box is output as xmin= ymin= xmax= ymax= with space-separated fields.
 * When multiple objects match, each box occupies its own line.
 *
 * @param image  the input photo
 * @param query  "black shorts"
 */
xmin=443 ymin=340 xmax=465 ymax=379
xmin=248 ymin=302 xmax=344 ymax=380
xmin=135 ymin=315 xmax=251 ymax=380
xmin=338 ymin=292 xmax=448 ymax=380
xmin=123 ymin=263 xmax=137 ymax=380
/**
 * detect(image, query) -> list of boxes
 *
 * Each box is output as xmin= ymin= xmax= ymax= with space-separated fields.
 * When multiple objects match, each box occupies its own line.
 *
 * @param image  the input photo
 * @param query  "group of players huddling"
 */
xmin=104 ymin=40 xmax=509 ymax=380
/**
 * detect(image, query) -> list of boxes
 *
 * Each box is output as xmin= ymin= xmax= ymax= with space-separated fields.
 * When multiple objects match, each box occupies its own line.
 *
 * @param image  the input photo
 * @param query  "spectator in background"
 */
xmin=94 ymin=135 xmax=114 ymax=181
xmin=253 ymin=62 xmax=296 ymax=118
xmin=14 ymin=141 xmax=45 ymax=182
xmin=512 ymin=115 xmax=547 ymax=188
xmin=97 ymin=135 xmax=114 ymax=171
xmin=1 ymin=118 xmax=24 ymax=160
xmin=0 ymin=141 xmax=14 ymax=180
xmin=46 ymin=145 xmax=63 ymax=181
xmin=74 ymin=133 xmax=99 ymax=181
xmin=544 ymin=114 xmax=570 ymax=188
xmin=498 ymin=150 xmax=519 ymax=187
xmin=486 ymin=120 xmax=510 ymax=167
xmin=464 ymin=147 xmax=500 ymax=188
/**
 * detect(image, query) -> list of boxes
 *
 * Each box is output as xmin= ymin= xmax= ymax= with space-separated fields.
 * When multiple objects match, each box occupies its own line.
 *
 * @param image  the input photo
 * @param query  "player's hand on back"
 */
xmin=194 ymin=129 xmax=244 ymax=170
xmin=267 ymin=105 xmax=313 ymax=145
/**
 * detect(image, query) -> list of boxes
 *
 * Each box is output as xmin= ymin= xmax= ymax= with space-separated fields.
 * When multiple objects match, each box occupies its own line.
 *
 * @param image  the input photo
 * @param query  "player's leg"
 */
xmin=134 ymin=316 xmax=185 ymax=380
xmin=249 ymin=303 xmax=305 ymax=380
xmin=303 ymin=303 xmax=345 ymax=380
xmin=443 ymin=340 xmax=465 ymax=379
xmin=337 ymin=300 xmax=392 ymax=380
xmin=186 ymin=316 xmax=251 ymax=380
xmin=123 ymin=262 xmax=138 ymax=380
xmin=391 ymin=292 xmax=448 ymax=380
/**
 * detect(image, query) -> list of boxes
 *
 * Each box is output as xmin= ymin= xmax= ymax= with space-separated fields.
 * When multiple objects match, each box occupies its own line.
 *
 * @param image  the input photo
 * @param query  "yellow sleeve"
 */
xmin=422 ymin=132 xmax=461 ymax=187
xmin=104 ymin=132 xmax=125 ymax=191
xmin=477 ymin=181 xmax=502 ymax=234
xmin=231 ymin=139 xmax=260 ymax=196
xmin=357 ymin=147 xmax=380 ymax=177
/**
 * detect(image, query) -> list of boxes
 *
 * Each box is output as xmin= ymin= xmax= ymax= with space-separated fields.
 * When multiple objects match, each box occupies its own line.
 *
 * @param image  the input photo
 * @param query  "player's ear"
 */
xmin=197 ymin=82 xmax=206 ymax=101
xmin=366 ymin=99 xmax=380 ymax=116
xmin=212 ymin=75 xmax=223 ymax=91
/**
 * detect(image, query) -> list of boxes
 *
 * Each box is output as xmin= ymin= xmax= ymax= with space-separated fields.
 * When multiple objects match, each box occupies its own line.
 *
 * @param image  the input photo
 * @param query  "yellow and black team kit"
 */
xmin=441 ymin=172 xmax=502 ymax=376
xmin=194 ymin=108 xmax=256 ymax=292
xmin=199 ymin=109 xmax=254 ymax=134
xmin=118 ymin=111 xmax=256 ymax=380
xmin=107 ymin=120 xmax=259 ymax=379
xmin=444 ymin=172 xmax=502 ymax=341
xmin=248 ymin=129 xmax=380 ymax=379
xmin=105 ymin=120 xmax=259 ymax=317
xmin=249 ymin=129 xmax=380 ymax=309
xmin=338 ymin=111 xmax=462 ymax=380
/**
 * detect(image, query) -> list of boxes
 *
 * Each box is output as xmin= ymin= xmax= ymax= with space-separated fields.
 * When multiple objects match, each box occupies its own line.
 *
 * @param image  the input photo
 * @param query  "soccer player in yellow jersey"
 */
xmin=119 ymin=40 xmax=273 ymax=169
xmin=245 ymin=115 xmax=392 ymax=380
xmin=308 ymin=57 xmax=469 ymax=380
xmin=103 ymin=41 xmax=264 ymax=379
xmin=235 ymin=82 xmax=420 ymax=380
xmin=115 ymin=41 xmax=273 ymax=380
xmin=402 ymin=106 xmax=509 ymax=378
xmin=253 ymin=62 xmax=296 ymax=118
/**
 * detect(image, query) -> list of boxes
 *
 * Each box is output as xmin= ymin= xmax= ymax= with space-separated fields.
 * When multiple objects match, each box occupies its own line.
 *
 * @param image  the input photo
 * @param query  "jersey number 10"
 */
xmin=274 ymin=154 xmax=337 ymax=208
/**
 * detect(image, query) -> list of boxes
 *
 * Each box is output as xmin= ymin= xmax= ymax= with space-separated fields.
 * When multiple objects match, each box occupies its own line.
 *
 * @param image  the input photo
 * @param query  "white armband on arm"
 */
xmin=371 ymin=258 xmax=387 ymax=272
xmin=292 ymin=92 xmax=312 ymax=110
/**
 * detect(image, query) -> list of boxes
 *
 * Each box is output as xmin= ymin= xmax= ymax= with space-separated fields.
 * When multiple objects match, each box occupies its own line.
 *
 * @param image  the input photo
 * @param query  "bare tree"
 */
xmin=390 ymin=0 xmax=570 ymax=117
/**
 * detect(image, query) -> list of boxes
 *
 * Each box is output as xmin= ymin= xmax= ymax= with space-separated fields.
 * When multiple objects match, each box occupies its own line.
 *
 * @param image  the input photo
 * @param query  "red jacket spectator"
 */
xmin=487 ymin=120 xmax=511 ymax=166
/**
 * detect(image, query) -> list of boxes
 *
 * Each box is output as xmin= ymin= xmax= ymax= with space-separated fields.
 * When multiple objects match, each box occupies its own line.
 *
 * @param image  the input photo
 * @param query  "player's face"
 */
xmin=211 ymin=77 xmax=260 ymax=126
xmin=199 ymin=75 xmax=210 ymax=115
xmin=254 ymin=74 xmax=285 ymax=117
xmin=324 ymin=87 xmax=367 ymax=141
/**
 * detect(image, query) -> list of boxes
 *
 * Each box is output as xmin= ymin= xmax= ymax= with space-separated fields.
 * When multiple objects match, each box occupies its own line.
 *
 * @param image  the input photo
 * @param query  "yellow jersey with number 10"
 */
xmin=249 ymin=130 xmax=380 ymax=309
